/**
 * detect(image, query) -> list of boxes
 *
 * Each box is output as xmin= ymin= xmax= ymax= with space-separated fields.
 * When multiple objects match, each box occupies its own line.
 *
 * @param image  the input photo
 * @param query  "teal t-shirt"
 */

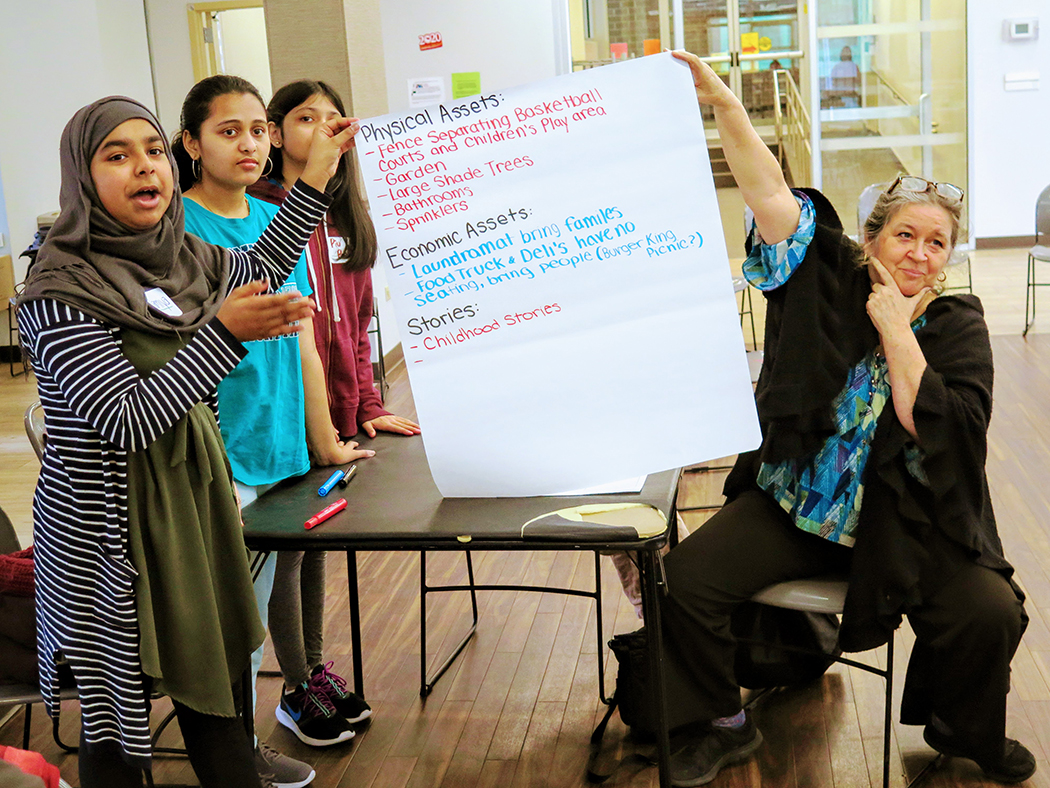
xmin=184 ymin=195 xmax=313 ymax=486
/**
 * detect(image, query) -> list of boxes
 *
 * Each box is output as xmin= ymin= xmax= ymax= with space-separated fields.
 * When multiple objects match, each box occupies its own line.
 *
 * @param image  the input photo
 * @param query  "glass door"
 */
xmin=569 ymin=0 xmax=803 ymax=127
xmin=684 ymin=0 xmax=803 ymax=127
xmin=811 ymin=0 xmax=967 ymax=237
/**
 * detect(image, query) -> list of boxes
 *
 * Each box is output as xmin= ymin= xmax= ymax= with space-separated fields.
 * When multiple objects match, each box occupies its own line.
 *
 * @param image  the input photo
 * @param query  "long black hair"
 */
xmin=266 ymin=80 xmax=377 ymax=271
xmin=171 ymin=74 xmax=266 ymax=194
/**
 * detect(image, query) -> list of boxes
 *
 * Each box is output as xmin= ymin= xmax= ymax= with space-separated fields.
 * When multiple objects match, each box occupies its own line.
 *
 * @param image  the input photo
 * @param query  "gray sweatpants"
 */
xmin=268 ymin=550 xmax=327 ymax=688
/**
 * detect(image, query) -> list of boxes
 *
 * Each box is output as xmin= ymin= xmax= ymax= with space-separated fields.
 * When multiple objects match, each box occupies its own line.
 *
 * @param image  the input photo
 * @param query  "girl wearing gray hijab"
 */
xmin=17 ymin=95 xmax=358 ymax=788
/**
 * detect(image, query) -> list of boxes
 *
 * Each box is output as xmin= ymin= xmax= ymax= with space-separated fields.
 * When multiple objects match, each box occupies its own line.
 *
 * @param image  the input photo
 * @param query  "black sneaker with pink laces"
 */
xmin=309 ymin=662 xmax=373 ymax=724
xmin=275 ymin=680 xmax=355 ymax=747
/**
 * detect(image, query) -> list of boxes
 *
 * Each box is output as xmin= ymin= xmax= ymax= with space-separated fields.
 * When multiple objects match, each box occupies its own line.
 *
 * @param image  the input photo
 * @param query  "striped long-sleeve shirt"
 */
xmin=17 ymin=181 xmax=331 ymax=766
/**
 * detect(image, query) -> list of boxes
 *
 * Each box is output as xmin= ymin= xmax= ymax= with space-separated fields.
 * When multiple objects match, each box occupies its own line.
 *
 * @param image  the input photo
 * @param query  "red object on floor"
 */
xmin=0 ymin=746 xmax=61 ymax=788
xmin=0 ymin=546 xmax=34 ymax=596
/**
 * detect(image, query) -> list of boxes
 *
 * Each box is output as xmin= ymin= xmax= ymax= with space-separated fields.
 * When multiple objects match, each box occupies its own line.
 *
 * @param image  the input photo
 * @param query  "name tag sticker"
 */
xmin=277 ymin=281 xmax=300 ymax=327
xmin=328 ymin=235 xmax=347 ymax=262
xmin=144 ymin=287 xmax=183 ymax=317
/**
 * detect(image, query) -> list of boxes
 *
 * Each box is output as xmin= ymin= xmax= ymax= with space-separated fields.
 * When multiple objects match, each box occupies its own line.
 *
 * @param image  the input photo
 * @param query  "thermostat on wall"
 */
xmin=1004 ymin=18 xmax=1038 ymax=41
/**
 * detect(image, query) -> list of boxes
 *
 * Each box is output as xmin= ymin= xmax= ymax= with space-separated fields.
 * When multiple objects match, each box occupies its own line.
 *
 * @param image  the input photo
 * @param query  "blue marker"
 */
xmin=318 ymin=469 xmax=344 ymax=497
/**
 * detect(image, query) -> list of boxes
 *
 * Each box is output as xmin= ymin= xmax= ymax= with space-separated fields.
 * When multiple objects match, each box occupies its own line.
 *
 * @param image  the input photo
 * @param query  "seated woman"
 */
xmin=662 ymin=51 xmax=1033 ymax=787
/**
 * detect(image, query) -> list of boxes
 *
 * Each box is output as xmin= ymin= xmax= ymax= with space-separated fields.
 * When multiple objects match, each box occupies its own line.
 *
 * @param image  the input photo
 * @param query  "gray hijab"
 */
xmin=19 ymin=96 xmax=229 ymax=335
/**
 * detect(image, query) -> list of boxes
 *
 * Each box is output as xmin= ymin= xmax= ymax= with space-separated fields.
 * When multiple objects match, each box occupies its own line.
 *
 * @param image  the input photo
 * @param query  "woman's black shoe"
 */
xmin=923 ymin=726 xmax=1036 ymax=784
xmin=669 ymin=717 xmax=763 ymax=787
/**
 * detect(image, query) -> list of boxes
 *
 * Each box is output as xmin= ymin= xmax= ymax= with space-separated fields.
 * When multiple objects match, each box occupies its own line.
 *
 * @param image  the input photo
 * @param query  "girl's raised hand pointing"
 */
xmin=300 ymin=117 xmax=360 ymax=192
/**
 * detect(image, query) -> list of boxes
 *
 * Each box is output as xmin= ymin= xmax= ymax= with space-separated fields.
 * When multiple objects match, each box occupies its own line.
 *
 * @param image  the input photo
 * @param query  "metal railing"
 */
xmin=772 ymin=68 xmax=811 ymax=186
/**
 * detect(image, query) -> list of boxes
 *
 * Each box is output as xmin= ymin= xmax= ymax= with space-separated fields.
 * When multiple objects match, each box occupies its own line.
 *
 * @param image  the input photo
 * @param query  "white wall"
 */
xmin=219 ymin=7 xmax=273 ymax=102
xmin=0 ymin=0 xmax=155 ymax=282
xmin=344 ymin=0 xmax=389 ymax=119
xmin=969 ymin=3 xmax=1050 ymax=239
xmin=145 ymin=0 xmax=201 ymax=135
xmin=378 ymin=0 xmax=558 ymax=114
xmin=0 ymin=168 xmax=11 ymax=259
xmin=372 ymin=0 xmax=560 ymax=352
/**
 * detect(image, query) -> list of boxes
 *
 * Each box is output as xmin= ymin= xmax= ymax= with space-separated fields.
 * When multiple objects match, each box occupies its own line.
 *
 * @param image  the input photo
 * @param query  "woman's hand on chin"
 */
xmin=866 ymin=257 xmax=930 ymax=341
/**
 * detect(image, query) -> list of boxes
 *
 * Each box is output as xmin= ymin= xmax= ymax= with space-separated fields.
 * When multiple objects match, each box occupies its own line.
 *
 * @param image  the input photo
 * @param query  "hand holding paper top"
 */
xmin=672 ymin=50 xmax=800 ymax=245
xmin=672 ymin=50 xmax=738 ymax=109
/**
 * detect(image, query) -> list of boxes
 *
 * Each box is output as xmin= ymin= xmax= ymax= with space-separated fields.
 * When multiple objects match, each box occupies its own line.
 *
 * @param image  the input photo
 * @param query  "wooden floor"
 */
xmin=5 ymin=256 xmax=1050 ymax=787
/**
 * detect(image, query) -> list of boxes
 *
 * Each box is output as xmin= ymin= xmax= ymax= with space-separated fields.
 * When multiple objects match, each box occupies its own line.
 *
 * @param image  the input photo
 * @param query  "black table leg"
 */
xmin=640 ymin=547 xmax=671 ymax=788
xmin=346 ymin=550 xmax=365 ymax=698
xmin=420 ymin=550 xmax=478 ymax=696
xmin=420 ymin=550 xmax=428 ymax=696
xmin=592 ymin=550 xmax=611 ymax=705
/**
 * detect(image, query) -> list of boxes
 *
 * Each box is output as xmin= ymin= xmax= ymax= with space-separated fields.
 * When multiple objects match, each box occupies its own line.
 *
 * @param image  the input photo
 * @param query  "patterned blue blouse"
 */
xmin=743 ymin=192 xmax=928 ymax=546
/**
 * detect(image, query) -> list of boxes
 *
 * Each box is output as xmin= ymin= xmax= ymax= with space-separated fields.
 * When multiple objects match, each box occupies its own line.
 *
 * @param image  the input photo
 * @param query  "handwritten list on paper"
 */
xmin=356 ymin=53 xmax=761 ymax=497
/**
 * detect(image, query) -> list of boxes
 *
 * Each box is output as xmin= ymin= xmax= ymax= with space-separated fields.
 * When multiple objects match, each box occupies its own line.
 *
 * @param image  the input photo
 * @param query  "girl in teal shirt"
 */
xmin=174 ymin=75 xmax=373 ymax=784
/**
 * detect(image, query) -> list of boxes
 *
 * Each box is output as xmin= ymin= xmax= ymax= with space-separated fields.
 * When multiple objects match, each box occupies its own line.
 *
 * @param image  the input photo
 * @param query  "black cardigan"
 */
xmin=725 ymin=189 xmax=1021 ymax=652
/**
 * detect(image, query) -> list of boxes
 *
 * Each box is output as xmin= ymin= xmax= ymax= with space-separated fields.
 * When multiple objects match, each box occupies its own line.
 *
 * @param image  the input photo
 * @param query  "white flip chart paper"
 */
xmin=356 ymin=52 xmax=761 ymax=496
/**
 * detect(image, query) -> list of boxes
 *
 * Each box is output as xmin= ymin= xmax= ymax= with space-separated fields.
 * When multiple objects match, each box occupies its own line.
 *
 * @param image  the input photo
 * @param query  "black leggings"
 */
xmin=78 ymin=696 xmax=261 ymax=788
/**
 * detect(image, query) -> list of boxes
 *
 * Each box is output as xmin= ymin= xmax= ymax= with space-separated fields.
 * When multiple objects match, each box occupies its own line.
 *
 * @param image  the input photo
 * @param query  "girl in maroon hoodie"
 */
xmin=249 ymin=81 xmax=419 ymax=745
xmin=250 ymin=81 xmax=419 ymax=441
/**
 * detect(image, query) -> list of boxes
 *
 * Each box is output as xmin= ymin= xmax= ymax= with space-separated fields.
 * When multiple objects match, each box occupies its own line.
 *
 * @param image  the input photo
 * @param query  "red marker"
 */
xmin=305 ymin=498 xmax=347 ymax=530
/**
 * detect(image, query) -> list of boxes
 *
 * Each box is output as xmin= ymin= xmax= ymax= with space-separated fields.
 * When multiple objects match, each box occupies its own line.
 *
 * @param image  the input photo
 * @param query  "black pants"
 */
xmin=78 ymin=695 xmax=261 ymax=788
xmin=659 ymin=490 xmax=1024 ymax=765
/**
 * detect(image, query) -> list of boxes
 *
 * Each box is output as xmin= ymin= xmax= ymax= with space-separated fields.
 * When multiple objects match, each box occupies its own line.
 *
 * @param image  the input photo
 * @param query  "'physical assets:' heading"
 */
xmin=359 ymin=95 xmax=504 ymax=144
xmin=359 ymin=89 xmax=605 ymax=144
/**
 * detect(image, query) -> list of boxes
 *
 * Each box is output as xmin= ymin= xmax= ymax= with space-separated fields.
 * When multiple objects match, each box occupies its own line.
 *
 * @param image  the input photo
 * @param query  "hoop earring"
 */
xmin=191 ymin=158 xmax=201 ymax=182
xmin=262 ymin=157 xmax=273 ymax=178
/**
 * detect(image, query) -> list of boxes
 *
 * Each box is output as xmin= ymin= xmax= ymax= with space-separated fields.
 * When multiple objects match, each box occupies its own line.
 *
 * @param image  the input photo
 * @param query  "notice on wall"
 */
xmin=356 ymin=52 xmax=761 ymax=497
xmin=451 ymin=72 xmax=482 ymax=100
xmin=409 ymin=78 xmax=445 ymax=108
